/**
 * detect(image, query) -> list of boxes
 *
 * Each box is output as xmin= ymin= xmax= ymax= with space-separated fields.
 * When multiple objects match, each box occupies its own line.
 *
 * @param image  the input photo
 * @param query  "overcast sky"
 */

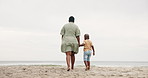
xmin=0 ymin=0 xmax=148 ymax=61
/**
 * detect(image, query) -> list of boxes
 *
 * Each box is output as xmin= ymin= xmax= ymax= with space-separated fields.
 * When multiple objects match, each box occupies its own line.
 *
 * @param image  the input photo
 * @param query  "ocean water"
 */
xmin=0 ymin=61 xmax=148 ymax=67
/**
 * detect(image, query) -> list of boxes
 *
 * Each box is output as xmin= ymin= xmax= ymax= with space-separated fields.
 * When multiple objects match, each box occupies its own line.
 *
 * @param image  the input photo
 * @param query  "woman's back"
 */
xmin=61 ymin=22 xmax=80 ymax=43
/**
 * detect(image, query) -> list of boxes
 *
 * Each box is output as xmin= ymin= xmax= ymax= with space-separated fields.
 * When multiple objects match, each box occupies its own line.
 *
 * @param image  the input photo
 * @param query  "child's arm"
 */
xmin=92 ymin=45 xmax=95 ymax=56
xmin=79 ymin=43 xmax=84 ymax=47
xmin=79 ymin=41 xmax=85 ymax=47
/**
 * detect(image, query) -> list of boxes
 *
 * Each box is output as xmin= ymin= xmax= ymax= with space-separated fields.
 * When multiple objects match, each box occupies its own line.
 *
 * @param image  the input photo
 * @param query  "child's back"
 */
xmin=83 ymin=39 xmax=93 ymax=52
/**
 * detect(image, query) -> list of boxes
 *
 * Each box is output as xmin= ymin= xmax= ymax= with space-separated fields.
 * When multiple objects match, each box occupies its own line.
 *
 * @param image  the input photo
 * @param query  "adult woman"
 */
xmin=60 ymin=16 xmax=80 ymax=71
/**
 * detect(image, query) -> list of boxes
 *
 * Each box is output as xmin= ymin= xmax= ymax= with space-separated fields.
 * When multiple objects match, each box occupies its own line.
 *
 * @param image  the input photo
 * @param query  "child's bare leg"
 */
xmin=84 ymin=61 xmax=87 ymax=67
xmin=87 ymin=61 xmax=90 ymax=70
xmin=84 ymin=61 xmax=88 ymax=70
xmin=71 ymin=52 xmax=75 ymax=69
xmin=66 ymin=52 xmax=71 ymax=71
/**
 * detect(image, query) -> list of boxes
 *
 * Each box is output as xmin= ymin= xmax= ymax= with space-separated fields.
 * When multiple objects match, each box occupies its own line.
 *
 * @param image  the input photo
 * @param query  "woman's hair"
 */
xmin=69 ymin=16 xmax=75 ymax=22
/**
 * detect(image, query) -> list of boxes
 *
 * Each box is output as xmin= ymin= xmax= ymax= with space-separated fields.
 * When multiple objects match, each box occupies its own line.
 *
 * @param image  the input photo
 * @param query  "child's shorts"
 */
xmin=83 ymin=50 xmax=91 ymax=61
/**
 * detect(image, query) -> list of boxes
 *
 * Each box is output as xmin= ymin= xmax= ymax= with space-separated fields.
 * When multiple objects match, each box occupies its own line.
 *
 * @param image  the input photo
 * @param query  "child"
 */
xmin=80 ymin=34 xmax=95 ymax=71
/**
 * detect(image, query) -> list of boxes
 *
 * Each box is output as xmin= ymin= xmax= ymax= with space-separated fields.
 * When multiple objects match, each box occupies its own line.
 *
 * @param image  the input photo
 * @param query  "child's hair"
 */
xmin=84 ymin=34 xmax=89 ymax=39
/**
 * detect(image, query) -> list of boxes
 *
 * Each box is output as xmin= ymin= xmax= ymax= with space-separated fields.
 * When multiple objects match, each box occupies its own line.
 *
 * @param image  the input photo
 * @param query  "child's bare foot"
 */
xmin=85 ymin=66 xmax=89 ymax=71
xmin=85 ymin=68 xmax=87 ymax=71
xmin=88 ymin=66 xmax=90 ymax=70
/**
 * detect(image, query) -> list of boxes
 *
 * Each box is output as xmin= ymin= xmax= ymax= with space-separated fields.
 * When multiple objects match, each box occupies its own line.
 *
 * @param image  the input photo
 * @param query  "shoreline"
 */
xmin=1 ymin=64 xmax=148 ymax=67
xmin=0 ymin=65 xmax=148 ymax=78
xmin=1 ymin=61 xmax=148 ymax=67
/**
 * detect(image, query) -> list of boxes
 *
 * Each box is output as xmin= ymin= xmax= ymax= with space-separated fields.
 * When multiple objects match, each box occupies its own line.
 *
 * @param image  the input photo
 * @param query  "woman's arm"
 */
xmin=76 ymin=36 xmax=80 ymax=46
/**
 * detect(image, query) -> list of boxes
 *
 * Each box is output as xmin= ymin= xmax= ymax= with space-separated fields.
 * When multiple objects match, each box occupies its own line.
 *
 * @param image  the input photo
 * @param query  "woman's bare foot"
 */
xmin=67 ymin=67 xmax=70 ymax=71
xmin=71 ymin=66 xmax=74 ymax=70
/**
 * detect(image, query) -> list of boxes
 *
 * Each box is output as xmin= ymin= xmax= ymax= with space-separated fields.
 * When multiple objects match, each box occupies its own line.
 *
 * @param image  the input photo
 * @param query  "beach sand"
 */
xmin=0 ymin=65 xmax=148 ymax=78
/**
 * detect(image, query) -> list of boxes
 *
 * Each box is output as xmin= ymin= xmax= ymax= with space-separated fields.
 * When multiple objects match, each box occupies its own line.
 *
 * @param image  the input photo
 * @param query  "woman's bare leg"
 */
xmin=66 ymin=52 xmax=71 ymax=71
xmin=71 ymin=52 xmax=75 ymax=69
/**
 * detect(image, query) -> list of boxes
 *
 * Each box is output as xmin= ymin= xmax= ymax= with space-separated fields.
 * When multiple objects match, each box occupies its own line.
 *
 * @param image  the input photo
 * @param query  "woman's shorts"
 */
xmin=83 ymin=50 xmax=91 ymax=61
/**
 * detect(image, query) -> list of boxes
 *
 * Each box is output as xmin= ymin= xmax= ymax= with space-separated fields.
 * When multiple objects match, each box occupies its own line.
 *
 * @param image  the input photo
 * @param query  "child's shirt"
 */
xmin=83 ymin=39 xmax=93 ymax=52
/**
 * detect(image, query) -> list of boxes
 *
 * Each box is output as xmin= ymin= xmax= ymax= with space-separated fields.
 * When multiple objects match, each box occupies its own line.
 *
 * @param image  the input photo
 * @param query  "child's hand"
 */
xmin=93 ymin=52 xmax=95 ymax=56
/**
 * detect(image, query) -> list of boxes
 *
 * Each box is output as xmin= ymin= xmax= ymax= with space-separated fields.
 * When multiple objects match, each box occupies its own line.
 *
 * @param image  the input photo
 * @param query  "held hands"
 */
xmin=79 ymin=43 xmax=84 ymax=47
